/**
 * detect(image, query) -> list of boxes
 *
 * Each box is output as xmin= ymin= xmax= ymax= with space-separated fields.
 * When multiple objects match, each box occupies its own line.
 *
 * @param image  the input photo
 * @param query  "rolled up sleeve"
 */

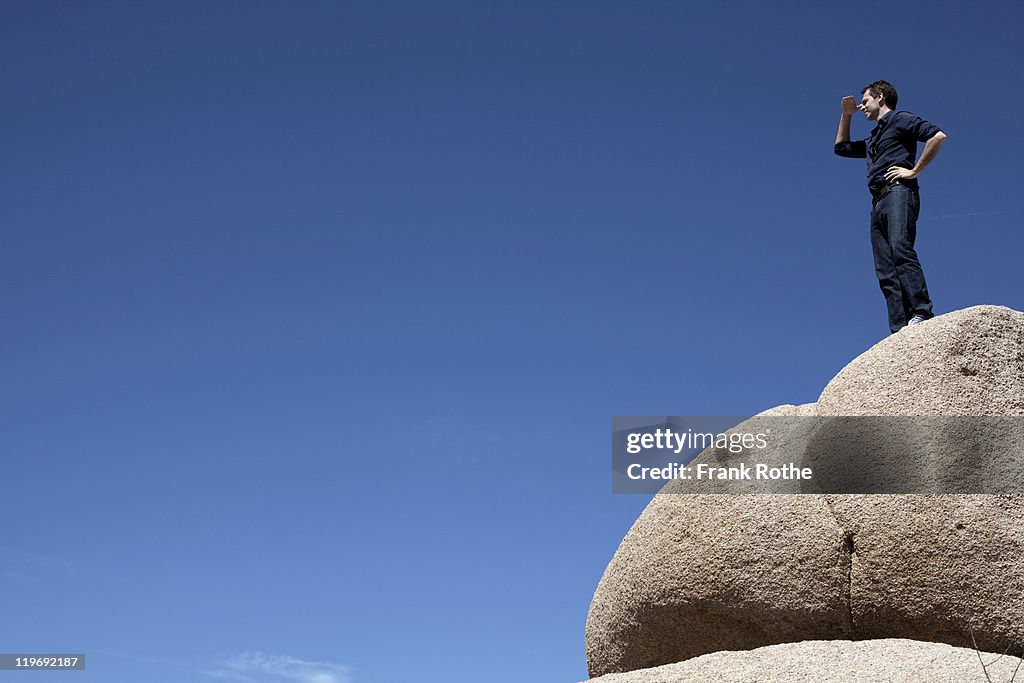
xmin=834 ymin=140 xmax=867 ymax=158
xmin=903 ymin=113 xmax=942 ymax=142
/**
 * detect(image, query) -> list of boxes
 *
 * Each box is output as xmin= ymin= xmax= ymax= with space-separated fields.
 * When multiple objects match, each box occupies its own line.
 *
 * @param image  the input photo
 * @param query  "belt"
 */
xmin=870 ymin=180 xmax=913 ymax=205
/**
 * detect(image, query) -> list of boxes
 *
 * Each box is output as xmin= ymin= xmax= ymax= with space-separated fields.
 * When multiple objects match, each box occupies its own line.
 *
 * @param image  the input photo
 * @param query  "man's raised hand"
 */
xmin=841 ymin=96 xmax=858 ymax=116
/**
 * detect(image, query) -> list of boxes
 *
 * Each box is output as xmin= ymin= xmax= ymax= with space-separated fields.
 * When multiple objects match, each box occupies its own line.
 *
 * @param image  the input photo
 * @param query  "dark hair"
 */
xmin=861 ymin=80 xmax=898 ymax=109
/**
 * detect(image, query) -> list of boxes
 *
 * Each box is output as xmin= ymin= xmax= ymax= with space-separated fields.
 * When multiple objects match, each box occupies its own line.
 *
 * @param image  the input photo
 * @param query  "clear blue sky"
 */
xmin=2 ymin=2 xmax=1021 ymax=682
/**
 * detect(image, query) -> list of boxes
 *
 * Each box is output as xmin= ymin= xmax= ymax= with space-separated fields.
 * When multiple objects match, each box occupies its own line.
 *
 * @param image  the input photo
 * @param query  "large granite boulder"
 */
xmin=817 ymin=305 xmax=1024 ymax=416
xmin=580 ymin=639 xmax=1024 ymax=683
xmin=815 ymin=305 xmax=1024 ymax=657
xmin=586 ymin=306 xmax=1024 ymax=677
xmin=585 ymin=405 xmax=853 ymax=675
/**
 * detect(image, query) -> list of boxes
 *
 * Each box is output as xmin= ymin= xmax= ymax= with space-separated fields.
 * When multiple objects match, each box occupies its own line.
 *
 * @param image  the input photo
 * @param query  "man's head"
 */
xmin=859 ymin=80 xmax=898 ymax=121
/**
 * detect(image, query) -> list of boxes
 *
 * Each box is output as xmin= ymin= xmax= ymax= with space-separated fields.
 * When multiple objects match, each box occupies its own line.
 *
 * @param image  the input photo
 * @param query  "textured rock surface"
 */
xmin=585 ymin=405 xmax=852 ymax=675
xmin=586 ymin=306 xmax=1024 ymax=677
xmin=817 ymin=305 xmax=1024 ymax=416
xmin=580 ymin=639 xmax=1024 ymax=683
xmin=814 ymin=306 xmax=1024 ymax=657
xmin=824 ymin=494 xmax=1024 ymax=654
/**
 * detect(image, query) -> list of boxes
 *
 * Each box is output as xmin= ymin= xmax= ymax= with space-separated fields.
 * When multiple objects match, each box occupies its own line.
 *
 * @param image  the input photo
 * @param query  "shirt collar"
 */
xmin=871 ymin=111 xmax=894 ymax=137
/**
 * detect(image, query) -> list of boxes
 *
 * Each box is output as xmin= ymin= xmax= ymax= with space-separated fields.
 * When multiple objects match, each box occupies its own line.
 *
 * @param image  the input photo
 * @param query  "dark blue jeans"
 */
xmin=870 ymin=184 xmax=933 ymax=333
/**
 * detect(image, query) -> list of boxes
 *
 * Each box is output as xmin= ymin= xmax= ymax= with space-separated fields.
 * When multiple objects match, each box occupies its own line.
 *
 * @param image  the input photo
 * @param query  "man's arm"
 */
xmin=834 ymin=95 xmax=867 ymax=157
xmin=884 ymin=131 xmax=948 ymax=182
xmin=835 ymin=96 xmax=856 ymax=145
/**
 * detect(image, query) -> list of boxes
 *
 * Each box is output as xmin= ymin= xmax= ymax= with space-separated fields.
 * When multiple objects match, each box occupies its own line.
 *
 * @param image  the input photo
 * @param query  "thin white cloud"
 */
xmin=0 ymin=545 xmax=77 ymax=585
xmin=925 ymin=210 xmax=1002 ymax=221
xmin=202 ymin=652 xmax=351 ymax=683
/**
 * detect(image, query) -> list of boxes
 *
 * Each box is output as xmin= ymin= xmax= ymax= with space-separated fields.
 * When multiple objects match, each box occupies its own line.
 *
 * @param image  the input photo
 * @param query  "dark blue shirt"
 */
xmin=834 ymin=110 xmax=942 ymax=194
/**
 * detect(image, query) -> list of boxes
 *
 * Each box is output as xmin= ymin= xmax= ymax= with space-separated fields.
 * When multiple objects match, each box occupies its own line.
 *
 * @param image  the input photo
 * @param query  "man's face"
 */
xmin=858 ymin=90 xmax=885 ymax=121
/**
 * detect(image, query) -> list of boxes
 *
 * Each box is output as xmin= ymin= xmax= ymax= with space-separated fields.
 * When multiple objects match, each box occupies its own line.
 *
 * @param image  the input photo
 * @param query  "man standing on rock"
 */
xmin=834 ymin=80 xmax=947 ymax=334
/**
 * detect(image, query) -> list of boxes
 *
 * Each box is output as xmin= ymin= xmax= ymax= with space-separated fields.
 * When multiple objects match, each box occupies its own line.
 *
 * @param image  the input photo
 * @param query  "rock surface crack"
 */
xmin=823 ymin=497 xmax=857 ymax=637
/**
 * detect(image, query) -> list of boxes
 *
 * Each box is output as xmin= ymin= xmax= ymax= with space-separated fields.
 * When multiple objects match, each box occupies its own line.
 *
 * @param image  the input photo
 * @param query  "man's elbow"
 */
xmin=932 ymin=131 xmax=948 ymax=142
